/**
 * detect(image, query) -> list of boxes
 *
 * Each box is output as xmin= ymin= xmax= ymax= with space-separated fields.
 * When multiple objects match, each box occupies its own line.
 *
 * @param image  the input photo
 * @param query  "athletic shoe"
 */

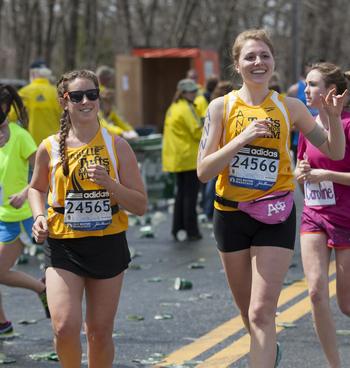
xmin=0 ymin=321 xmax=13 ymax=335
xmin=275 ymin=342 xmax=282 ymax=367
xmin=38 ymin=277 xmax=51 ymax=319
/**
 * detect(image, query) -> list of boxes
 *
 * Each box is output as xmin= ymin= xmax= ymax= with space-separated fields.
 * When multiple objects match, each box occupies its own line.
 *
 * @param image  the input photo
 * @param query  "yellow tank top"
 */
xmin=44 ymin=126 xmax=128 ymax=238
xmin=215 ymin=90 xmax=295 ymax=211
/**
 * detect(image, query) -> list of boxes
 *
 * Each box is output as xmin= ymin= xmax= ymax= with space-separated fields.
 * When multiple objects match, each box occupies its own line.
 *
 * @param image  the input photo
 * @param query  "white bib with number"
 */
xmin=304 ymin=181 xmax=336 ymax=206
xmin=64 ymin=189 xmax=112 ymax=231
xmin=229 ymin=145 xmax=279 ymax=191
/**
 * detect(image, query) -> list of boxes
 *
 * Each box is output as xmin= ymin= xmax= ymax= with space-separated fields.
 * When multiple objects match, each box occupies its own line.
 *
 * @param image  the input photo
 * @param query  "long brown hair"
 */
xmin=0 ymin=84 xmax=28 ymax=128
xmin=310 ymin=62 xmax=350 ymax=95
xmin=56 ymin=70 xmax=99 ymax=176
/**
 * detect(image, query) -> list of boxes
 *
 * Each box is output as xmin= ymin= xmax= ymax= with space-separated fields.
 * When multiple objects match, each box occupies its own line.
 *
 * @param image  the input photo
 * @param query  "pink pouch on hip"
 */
xmin=215 ymin=191 xmax=294 ymax=225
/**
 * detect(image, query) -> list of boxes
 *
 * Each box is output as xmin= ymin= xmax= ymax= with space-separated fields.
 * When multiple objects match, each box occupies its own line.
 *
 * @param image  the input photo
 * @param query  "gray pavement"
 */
xmin=1 ymin=187 xmax=349 ymax=367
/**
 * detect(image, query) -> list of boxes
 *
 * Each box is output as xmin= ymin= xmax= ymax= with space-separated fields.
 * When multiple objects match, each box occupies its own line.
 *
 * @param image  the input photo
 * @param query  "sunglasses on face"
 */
xmin=64 ymin=88 xmax=100 ymax=103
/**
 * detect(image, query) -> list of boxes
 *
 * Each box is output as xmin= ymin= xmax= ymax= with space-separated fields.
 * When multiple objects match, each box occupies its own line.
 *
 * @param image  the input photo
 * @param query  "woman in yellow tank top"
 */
xmin=28 ymin=70 xmax=147 ymax=367
xmin=197 ymin=29 xmax=347 ymax=368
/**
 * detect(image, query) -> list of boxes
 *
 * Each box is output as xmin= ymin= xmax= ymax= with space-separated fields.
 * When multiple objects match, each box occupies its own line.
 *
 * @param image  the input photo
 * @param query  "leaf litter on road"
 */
xmin=18 ymin=319 xmax=37 ymax=325
xmin=336 ymin=329 xmax=350 ymax=336
xmin=127 ymin=314 xmax=145 ymax=321
xmin=0 ymin=353 xmax=16 ymax=364
xmin=188 ymin=263 xmax=204 ymax=269
xmin=132 ymin=352 xmax=166 ymax=365
xmin=276 ymin=322 xmax=297 ymax=328
xmin=29 ymin=352 xmax=59 ymax=361
xmin=154 ymin=313 xmax=173 ymax=320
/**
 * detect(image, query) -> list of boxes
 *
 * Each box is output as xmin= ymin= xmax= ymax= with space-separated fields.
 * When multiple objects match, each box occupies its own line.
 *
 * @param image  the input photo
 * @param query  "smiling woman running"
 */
xmin=28 ymin=69 xmax=147 ymax=368
xmin=197 ymin=29 xmax=347 ymax=368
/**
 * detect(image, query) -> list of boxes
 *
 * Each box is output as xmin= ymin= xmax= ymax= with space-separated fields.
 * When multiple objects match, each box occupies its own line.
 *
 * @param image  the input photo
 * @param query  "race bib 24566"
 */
xmin=229 ymin=145 xmax=280 ymax=190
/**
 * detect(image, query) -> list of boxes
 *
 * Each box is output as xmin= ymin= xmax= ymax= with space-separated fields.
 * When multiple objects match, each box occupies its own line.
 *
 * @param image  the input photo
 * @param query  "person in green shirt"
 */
xmin=0 ymin=85 xmax=50 ymax=336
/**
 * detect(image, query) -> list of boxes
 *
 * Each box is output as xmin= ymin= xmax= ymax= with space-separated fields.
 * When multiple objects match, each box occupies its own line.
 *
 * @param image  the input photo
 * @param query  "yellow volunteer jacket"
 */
xmin=44 ymin=126 xmax=128 ymax=239
xmin=194 ymin=94 xmax=209 ymax=119
xmin=98 ymin=109 xmax=134 ymax=136
xmin=162 ymin=98 xmax=202 ymax=173
xmin=9 ymin=78 xmax=61 ymax=145
xmin=215 ymin=90 xmax=295 ymax=211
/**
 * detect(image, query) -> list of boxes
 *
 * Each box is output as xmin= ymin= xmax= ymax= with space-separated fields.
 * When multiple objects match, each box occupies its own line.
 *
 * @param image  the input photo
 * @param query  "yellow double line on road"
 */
xmin=159 ymin=261 xmax=336 ymax=368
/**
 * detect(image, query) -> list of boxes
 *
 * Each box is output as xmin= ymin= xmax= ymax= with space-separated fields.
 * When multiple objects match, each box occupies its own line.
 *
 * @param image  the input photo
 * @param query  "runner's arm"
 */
xmin=105 ymin=137 xmax=147 ymax=216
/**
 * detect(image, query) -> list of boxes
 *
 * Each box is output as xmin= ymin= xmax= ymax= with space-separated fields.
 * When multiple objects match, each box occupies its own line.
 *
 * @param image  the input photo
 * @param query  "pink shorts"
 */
xmin=300 ymin=208 xmax=350 ymax=249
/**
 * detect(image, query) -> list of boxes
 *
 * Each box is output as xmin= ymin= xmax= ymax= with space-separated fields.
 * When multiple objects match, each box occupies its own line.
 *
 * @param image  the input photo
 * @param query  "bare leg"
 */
xmin=219 ymin=249 xmax=252 ymax=332
xmin=0 ymin=239 xmax=45 ymax=293
xmin=46 ymin=267 xmax=84 ymax=368
xmin=301 ymin=233 xmax=341 ymax=368
xmin=335 ymin=248 xmax=350 ymax=317
xmin=249 ymin=246 xmax=293 ymax=368
xmin=85 ymin=272 xmax=124 ymax=368
xmin=0 ymin=292 xmax=7 ymax=322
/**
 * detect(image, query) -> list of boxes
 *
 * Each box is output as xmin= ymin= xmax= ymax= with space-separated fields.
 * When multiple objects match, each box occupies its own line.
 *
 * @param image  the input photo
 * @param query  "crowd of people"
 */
xmin=0 ymin=27 xmax=349 ymax=368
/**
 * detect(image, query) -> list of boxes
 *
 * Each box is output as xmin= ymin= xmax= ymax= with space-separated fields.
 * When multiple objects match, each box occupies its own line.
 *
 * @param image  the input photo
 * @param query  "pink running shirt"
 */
xmin=297 ymin=110 xmax=350 ymax=228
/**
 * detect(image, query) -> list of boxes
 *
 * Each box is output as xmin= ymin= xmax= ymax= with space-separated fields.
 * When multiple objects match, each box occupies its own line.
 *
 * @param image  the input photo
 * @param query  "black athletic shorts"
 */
xmin=45 ymin=232 xmax=131 ymax=279
xmin=213 ymin=204 xmax=296 ymax=252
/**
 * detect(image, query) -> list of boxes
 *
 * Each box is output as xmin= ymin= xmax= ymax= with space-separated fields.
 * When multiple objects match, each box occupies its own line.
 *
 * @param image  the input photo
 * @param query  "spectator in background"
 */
xmin=9 ymin=60 xmax=61 ymax=146
xmin=202 ymin=80 xmax=233 ymax=221
xmin=195 ymin=76 xmax=219 ymax=120
xmin=287 ymin=62 xmax=313 ymax=102
xmin=186 ymin=68 xmax=204 ymax=94
xmin=186 ymin=68 xmax=199 ymax=83
xmin=194 ymin=76 xmax=219 ymax=217
xmin=96 ymin=65 xmax=115 ymax=91
xmin=211 ymin=80 xmax=234 ymax=100
xmin=162 ymin=78 xmax=203 ymax=241
xmin=0 ymin=85 xmax=49 ymax=336
xmin=269 ymin=72 xmax=284 ymax=95
xmin=287 ymin=62 xmax=318 ymax=164
xmin=99 ymin=88 xmax=138 ymax=140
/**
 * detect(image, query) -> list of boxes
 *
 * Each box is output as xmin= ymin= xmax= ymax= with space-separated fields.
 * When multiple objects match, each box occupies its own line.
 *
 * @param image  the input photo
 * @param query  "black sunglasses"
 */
xmin=64 ymin=88 xmax=100 ymax=103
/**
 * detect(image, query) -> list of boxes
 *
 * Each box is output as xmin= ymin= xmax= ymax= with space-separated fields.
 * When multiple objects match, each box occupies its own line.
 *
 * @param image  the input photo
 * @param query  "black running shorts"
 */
xmin=213 ymin=204 xmax=296 ymax=252
xmin=45 ymin=232 xmax=131 ymax=279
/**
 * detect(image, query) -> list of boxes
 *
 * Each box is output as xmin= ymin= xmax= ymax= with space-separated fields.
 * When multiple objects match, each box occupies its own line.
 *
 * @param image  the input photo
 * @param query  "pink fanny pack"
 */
xmin=215 ymin=191 xmax=294 ymax=224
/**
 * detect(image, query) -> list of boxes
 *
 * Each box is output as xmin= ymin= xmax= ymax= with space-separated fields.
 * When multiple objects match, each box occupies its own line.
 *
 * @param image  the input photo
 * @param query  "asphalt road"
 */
xmin=1 ymin=187 xmax=349 ymax=367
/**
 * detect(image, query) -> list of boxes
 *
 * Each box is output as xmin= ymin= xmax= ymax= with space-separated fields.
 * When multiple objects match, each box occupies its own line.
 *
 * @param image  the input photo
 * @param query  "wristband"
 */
xmin=34 ymin=214 xmax=46 ymax=222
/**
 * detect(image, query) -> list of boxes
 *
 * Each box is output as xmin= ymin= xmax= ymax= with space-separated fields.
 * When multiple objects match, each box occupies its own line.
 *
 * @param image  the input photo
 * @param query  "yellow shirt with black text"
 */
xmin=44 ymin=127 xmax=128 ymax=238
xmin=215 ymin=90 xmax=295 ymax=211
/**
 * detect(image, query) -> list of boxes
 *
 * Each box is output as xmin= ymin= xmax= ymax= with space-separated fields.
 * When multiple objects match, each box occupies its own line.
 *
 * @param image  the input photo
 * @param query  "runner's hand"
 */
xmin=238 ymin=119 xmax=273 ymax=145
xmin=8 ymin=191 xmax=26 ymax=209
xmin=303 ymin=168 xmax=329 ymax=184
xmin=87 ymin=164 xmax=113 ymax=188
xmin=32 ymin=216 xmax=49 ymax=244
xmin=321 ymin=88 xmax=348 ymax=117
xmin=295 ymin=157 xmax=311 ymax=183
